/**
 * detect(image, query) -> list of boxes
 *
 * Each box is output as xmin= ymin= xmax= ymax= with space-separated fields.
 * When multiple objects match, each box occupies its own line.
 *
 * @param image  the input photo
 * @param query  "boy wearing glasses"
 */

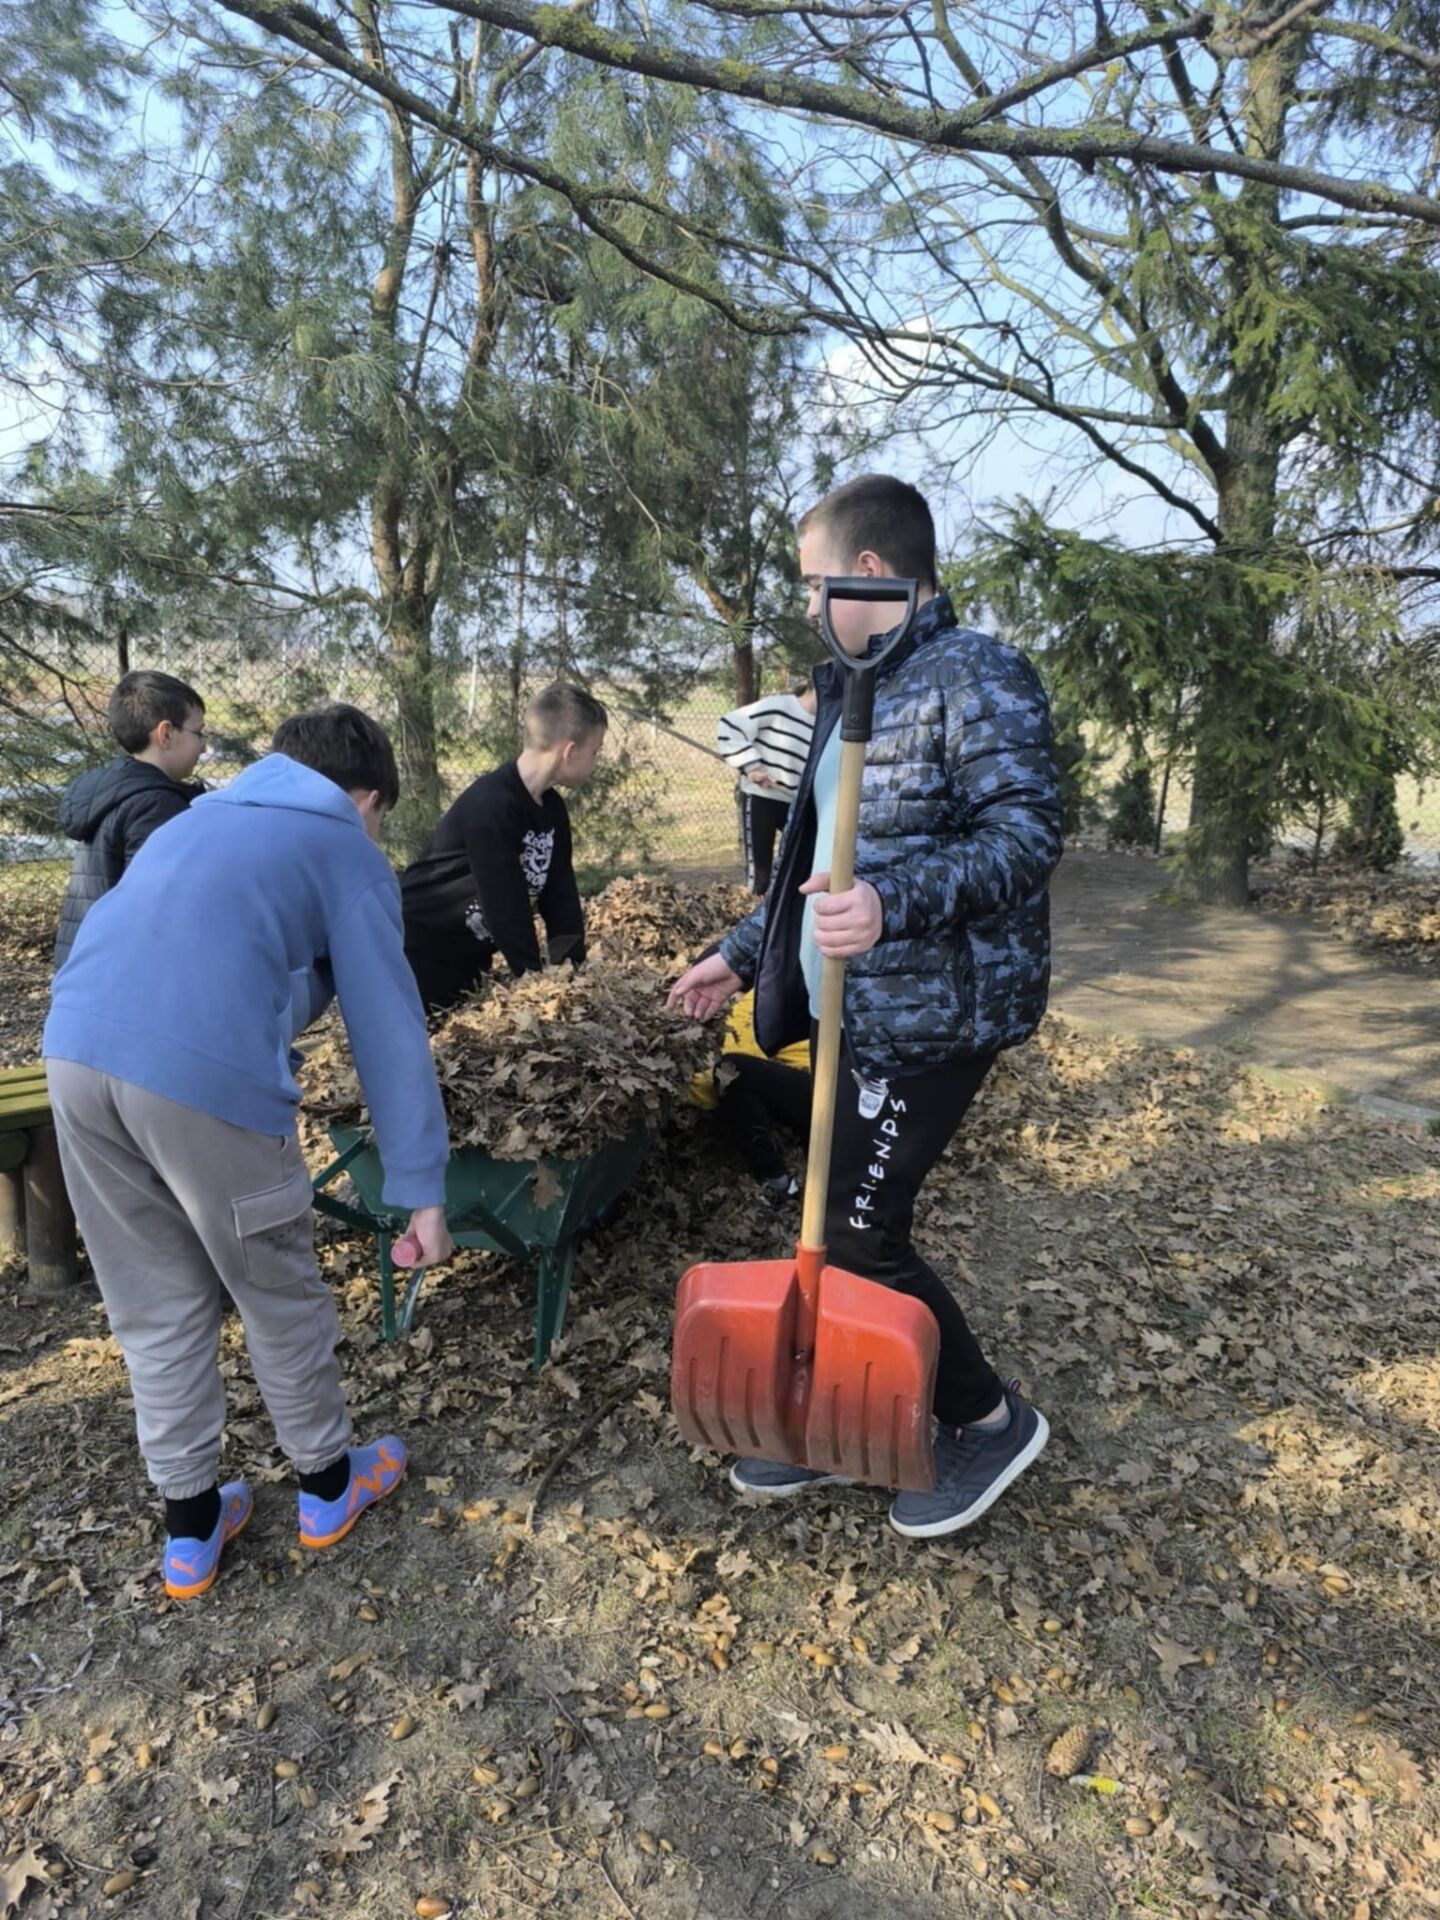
xmin=53 ymin=670 xmax=210 ymax=969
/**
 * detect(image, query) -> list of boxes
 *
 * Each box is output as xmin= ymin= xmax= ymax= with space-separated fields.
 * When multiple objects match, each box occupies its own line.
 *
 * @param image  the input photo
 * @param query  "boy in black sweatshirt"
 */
xmin=400 ymin=684 xmax=607 ymax=1011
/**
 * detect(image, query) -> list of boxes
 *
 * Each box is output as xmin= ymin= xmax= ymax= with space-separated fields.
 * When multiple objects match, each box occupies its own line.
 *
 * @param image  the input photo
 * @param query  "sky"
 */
xmin=20 ymin=0 xmax=1409 ymax=664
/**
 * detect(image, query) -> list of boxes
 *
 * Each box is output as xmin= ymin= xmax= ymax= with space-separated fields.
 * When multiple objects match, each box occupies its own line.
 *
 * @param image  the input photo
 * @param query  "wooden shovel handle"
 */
xmin=795 ymin=577 xmax=921 ymax=1349
xmin=800 ymin=737 xmax=866 ymax=1258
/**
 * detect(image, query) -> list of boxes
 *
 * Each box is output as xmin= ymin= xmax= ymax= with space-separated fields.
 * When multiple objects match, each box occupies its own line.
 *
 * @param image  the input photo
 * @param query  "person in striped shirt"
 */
xmin=717 ymin=675 xmax=817 ymax=893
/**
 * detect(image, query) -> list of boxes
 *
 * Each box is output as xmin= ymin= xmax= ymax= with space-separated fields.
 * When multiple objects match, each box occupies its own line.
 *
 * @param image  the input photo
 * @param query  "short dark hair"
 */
xmin=270 ymin=704 xmax=401 ymax=810
xmin=524 ymin=683 xmax=608 ymax=749
xmin=108 ymin=670 xmax=204 ymax=753
xmin=797 ymin=475 xmax=938 ymax=592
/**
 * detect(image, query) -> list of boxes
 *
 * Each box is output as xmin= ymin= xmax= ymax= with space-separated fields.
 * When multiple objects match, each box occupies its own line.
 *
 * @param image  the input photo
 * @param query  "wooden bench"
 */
xmin=0 ymin=1065 xmax=79 ymax=1293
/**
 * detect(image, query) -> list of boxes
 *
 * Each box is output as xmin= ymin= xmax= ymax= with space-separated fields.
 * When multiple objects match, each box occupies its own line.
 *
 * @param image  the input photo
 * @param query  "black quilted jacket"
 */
xmin=52 ymin=759 xmax=202 ymax=971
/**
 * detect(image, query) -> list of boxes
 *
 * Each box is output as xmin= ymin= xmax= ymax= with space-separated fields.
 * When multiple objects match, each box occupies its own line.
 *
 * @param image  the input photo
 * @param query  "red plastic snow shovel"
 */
xmin=670 ymin=579 xmax=939 ymax=1492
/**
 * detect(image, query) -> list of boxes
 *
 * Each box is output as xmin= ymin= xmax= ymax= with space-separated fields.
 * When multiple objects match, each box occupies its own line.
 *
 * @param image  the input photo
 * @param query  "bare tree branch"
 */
xmin=218 ymin=0 xmax=805 ymax=332
xmin=403 ymin=0 xmax=1440 ymax=226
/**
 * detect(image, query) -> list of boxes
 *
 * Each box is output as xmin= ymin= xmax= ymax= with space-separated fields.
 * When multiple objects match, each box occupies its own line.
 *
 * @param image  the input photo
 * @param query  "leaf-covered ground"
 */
xmin=1253 ymin=863 xmax=1440 ymax=970
xmin=3 ymin=1014 xmax=1439 ymax=1920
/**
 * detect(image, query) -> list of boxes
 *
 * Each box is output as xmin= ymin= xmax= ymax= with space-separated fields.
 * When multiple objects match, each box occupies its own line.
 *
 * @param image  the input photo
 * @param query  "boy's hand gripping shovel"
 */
xmin=670 ymin=580 xmax=939 ymax=1491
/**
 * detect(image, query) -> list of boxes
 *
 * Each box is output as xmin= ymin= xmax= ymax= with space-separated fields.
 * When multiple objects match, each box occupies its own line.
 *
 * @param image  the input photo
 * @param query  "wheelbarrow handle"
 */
xmin=798 ymin=580 xmax=922 ymax=1321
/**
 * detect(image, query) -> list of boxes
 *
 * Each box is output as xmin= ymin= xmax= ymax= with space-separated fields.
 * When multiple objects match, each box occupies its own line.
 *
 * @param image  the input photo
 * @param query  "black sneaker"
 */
xmin=729 ymin=1457 xmax=852 ymax=1497
xmin=888 ymin=1384 xmax=1048 ymax=1539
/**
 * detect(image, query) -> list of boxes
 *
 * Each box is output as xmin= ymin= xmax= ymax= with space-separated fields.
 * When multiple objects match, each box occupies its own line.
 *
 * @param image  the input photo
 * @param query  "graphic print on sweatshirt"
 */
xmin=464 ymin=826 xmax=556 ymax=943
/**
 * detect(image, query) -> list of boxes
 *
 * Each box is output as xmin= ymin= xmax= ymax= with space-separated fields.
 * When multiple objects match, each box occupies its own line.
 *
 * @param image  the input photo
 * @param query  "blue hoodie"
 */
xmin=44 ymin=754 xmax=449 ymax=1209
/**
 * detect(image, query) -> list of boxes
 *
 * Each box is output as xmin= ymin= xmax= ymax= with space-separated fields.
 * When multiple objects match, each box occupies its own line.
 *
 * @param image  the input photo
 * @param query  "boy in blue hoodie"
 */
xmin=44 ymin=705 xmax=452 ymax=1601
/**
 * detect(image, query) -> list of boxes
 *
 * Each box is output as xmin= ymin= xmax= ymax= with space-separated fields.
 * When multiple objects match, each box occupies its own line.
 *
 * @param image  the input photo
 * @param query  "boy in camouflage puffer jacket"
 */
xmin=669 ymin=475 xmax=1063 ymax=1540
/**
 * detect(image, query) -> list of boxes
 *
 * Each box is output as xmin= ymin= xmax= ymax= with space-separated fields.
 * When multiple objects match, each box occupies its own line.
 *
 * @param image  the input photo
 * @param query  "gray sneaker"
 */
xmin=729 ymin=1457 xmax=852 ymax=1497
xmin=758 ymin=1173 xmax=800 ymax=1209
xmin=888 ymin=1385 xmax=1048 ymax=1539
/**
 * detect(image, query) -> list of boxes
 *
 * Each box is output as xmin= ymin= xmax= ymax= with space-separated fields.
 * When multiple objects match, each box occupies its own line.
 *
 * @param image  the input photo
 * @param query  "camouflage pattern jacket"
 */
xmin=718 ymin=593 xmax=1063 ymax=1082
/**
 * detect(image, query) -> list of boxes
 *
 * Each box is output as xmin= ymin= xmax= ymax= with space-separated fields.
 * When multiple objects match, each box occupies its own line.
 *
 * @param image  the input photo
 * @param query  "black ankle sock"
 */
xmin=165 ymin=1486 xmax=221 ymax=1540
xmin=299 ymin=1453 xmax=351 ymax=1502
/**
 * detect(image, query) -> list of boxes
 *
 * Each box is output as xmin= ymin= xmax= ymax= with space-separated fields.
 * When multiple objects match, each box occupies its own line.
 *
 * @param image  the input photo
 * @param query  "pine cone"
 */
xmin=1045 ymin=1724 xmax=1092 ymax=1779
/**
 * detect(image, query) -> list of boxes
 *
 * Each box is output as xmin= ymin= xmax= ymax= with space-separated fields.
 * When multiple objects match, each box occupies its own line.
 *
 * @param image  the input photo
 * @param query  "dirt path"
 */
xmin=1050 ymin=847 xmax=1440 ymax=1118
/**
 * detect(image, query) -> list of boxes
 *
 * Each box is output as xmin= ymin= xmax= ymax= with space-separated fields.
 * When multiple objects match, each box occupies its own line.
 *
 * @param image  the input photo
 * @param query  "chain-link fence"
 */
xmin=4 ymin=637 xmax=1437 ymax=877
xmin=0 ymin=637 xmax=749 ymax=877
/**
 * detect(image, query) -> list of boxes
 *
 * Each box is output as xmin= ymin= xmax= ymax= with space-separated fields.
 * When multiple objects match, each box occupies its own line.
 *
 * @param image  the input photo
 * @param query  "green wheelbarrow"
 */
xmin=310 ymin=1123 xmax=652 ymax=1363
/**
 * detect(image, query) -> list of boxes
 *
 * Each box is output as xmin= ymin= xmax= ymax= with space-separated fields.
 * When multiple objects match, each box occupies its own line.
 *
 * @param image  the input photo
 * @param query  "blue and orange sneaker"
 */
xmin=298 ymin=1436 xmax=408 ymax=1550
xmin=163 ymin=1481 xmax=253 ymax=1600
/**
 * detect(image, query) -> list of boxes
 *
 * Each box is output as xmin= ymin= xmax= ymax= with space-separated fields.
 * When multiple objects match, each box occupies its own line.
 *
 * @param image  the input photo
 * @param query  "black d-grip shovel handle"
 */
xmin=817 ymin=577 xmax=921 ymax=744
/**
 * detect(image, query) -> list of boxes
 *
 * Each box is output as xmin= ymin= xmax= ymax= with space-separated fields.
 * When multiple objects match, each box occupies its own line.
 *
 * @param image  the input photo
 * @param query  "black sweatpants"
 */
xmin=738 ymin=791 xmax=792 ymax=895
xmin=823 ymin=1038 xmax=1003 ymax=1428
xmin=404 ymin=929 xmax=494 ymax=1014
xmin=717 ymin=1053 xmax=811 ymax=1182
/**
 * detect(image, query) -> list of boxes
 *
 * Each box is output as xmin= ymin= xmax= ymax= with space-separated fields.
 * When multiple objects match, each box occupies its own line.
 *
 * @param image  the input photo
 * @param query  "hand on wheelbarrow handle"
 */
xmin=393 ymin=1204 xmax=454 ymax=1269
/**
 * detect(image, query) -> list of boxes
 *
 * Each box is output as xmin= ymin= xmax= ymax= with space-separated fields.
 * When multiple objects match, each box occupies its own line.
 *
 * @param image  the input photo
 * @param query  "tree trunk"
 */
xmin=1184 ymin=460 xmax=1278 ymax=906
xmin=694 ymin=570 xmax=758 ymax=704
xmin=731 ymin=628 xmax=757 ymax=705
xmin=1182 ymin=429 xmax=1281 ymax=906
xmin=1184 ymin=725 xmax=1257 ymax=905
xmin=387 ymin=600 xmax=444 ymax=853
xmin=508 ymin=537 xmax=528 ymax=744
xmin=1154 ymin=688 xmax=1183 ymax=855
xmin=1181 ymin=34 xmax=1295 ymax=909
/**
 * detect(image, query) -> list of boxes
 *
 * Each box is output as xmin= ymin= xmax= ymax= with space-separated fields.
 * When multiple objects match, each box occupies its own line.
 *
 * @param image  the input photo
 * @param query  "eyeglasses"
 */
xmin=175 ymin=724 xmax=208 ymax=742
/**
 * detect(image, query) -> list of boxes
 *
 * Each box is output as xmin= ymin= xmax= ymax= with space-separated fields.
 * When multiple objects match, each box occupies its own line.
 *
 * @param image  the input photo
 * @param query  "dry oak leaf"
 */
xmin=326 ymin=1769 xmax=402 ymax=1858
xmin=860 ymin=1722 xmax=930 ymax=1768
xmin=328 ymin=1649 xmax=375 ymax=1682
xmin=0 ymin=1847 xmax=51 ymax=1918
xmin=1150 ymin=1635 xmax=1203 ymax=1687
xmin=443 ymin=1665 xmax=493 ymax=1713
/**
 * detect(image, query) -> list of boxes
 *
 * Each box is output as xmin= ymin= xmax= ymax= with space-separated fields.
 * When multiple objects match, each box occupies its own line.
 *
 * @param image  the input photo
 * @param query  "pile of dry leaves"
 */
xmin=1254 ymin=860 xmax=1440 ymax=966
xmin=304 ymin=959 xmax=714 ymax=1162
xmin=305 ymin=878 xmax=750 ymax=1162
xmin=585 ymin=875 xmax=753 ymax=971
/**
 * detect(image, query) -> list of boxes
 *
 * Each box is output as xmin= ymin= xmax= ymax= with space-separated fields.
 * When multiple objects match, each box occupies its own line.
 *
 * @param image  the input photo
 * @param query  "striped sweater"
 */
xmin=716 ymin=693 xmax=815 ymax=799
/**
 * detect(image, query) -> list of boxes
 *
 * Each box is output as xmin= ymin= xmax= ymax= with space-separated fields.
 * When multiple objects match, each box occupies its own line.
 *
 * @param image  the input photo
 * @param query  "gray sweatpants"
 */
xmin=48 ymin=1060 xmax=352 ymax=1500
